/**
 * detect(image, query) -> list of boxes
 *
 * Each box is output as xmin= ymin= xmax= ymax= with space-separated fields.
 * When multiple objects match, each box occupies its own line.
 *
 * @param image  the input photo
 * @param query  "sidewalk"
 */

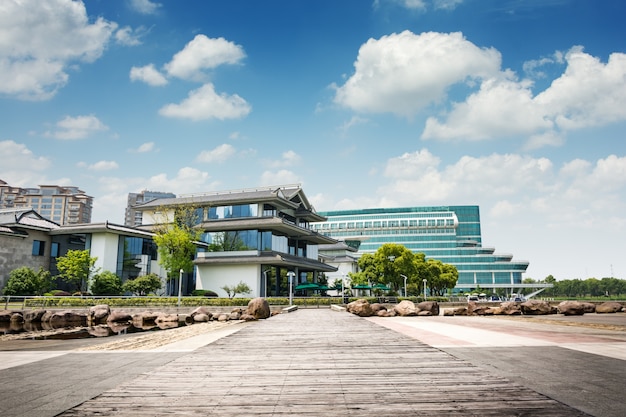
xmin=2 ymin=309 xmax=588 ymax=417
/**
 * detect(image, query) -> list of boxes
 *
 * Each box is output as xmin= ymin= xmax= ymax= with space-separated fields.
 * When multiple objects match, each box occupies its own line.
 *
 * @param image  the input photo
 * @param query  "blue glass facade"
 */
xmin=314 ymin=206 xmax=528 ymax=290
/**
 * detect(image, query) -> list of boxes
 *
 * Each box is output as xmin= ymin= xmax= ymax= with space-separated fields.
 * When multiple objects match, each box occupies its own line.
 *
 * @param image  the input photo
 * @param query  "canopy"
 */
xmin=295 ymin=282 xmax=320 ymax=290
xmin=372 ymin=283 xmax=391 ymax=291
xmin=352 ymin=284 xmax=372 ymax=289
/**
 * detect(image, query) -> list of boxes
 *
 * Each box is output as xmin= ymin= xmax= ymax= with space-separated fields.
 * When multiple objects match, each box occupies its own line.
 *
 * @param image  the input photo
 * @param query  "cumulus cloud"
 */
xmin=422 ymin=47 xmax=626 ymax=147
xmin=164 ymin=34 xmax=246 ymax=81
xmin=77 ymin=160 xmax=119 ymax=171
xmin=259 ymin=170 xmax=301 ymax=186
xmin=333 ymin=31 xmax=501 ymax=116
xmin=0 ymin=0 xmax=117 ymax=100
xmin=0 ymin=141 xmax=51 ymax=185
xmin=130 ymin=64 xmax=168 ymax=86
xmin=129 ymin=0 xmax=162 ymax=15
xmin=196 ymin=144 xmax=236 ymax=163
xmin=128 ymin=142 xmax=157 ymax=153
xmin=115 ymin=26 xmax=148 ymax=46
xmin=45 ymin=115 xmax=109 ymax=140
xmin=159 ymin=83 xmax=251 ymax=120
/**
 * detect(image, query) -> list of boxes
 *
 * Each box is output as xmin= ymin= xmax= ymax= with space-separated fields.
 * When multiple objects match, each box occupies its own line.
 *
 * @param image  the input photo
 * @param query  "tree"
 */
xmin=153 ymin=205 xmax=202 ymax=294
xmin=56 ymin=249 xmax=97 ymax=293
xmin=91 ymin=271 xmax=123 ymax=296
xmin=221 ymin=281 xmax=251 ymax=299
xmin=3 ymin=267 xmax=52 ymax=296
xmin=122 ymin=273 xmax=162 ymax=296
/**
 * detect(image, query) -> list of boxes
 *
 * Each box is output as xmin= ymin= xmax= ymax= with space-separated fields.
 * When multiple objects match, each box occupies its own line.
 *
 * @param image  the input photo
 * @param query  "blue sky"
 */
xmin=1 ymin=0 xmax=625 ymax=281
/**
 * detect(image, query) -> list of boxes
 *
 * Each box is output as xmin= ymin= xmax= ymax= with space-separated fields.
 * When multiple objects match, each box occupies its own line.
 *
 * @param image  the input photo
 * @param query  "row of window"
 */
xmin=315 ymin=218 xmax=456 ymax=231
xmin=32 ymin=240 xmax=59 ymax=257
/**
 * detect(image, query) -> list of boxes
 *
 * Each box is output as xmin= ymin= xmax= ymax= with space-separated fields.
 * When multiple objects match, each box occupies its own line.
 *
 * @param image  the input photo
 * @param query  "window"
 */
xmin=50 ymin=242 xmax=60 ymax=258
xmin=32 ymin=240 xmax=45 ymax=256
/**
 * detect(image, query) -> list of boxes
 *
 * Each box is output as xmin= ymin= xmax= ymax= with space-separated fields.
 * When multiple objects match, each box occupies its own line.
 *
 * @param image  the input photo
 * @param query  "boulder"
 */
xmin=155 ymin=313 xmax=179 ymax=323
xmin=193 ymin=313 xmax=211 ymax=322
xmin=247 ymin=297 xmax=271 ymax=319
xmin=89 ymin=304 xmax=111 ymax=324
xmin=228 ymin=311 xmax=241 ymax=321
xmin=520 ymin=300 xmax=553 ymax=315
xmin=485 ymin=306 xmax=503 ymax=315
xmin=132 ymin=311 xmax=159 ymax=328
xmin=10 ymin=312 xmax=24 ymax=324
xmin=24 ymin=309 xmax=46 ymax=323
xmin=49 ymin=310 xmax=87 ymax=328
xmin=217 ymin=313 xmax=229 ymax=322
xmin=190 ymin=306 xmax=213 ymax=321
xmin=417 ymin=301 xmax=439 ymax=316
xmin=347 ymin=299 xmax=374 ymax=317
xmin=417 ymin=310 xmax=432 ymax=316
xmin=467 ymin=302 xmax=490 ymax=316
xmin=443 ymin=308 xmax=456 ymax=316
xmin=107 ymin=311 xmax=133 ymax=323
xmin=580 ymin=302 xmax=596 ymax=313
xmin=595 ymin=302 xmax=624 ymax=314
xmin=499 ymin=302 xmax=522 ymax=315
xmin=370 ymin=303 xmax=386 ymax=314
xmin=557 ymin=301 xmax=585 ymax=315
xmin=0 ymin=310 xmax=17 ymax=322
xmin=240 ymin=313 xmax=257 ymax=321
xmin=393 ymin=300 xmax=417 ymax=316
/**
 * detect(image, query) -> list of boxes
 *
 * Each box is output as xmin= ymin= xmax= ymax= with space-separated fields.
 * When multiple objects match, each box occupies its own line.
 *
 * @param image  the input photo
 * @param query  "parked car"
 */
xmin=489 ymin=295 xmax=501 ymax=302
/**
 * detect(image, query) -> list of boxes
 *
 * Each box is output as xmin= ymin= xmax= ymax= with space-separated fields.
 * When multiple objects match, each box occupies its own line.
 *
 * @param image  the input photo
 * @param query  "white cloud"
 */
xmin=196 ymin=144 xmax=236 ymax=163
xmin=433 ymin=0 xmax=463 ymax=10
xmin=0 ymin=141 xmax=51 ymax=185
xmin=159 ymin=83 xmax=251 ymax=121
xmin=45 ymin=115 xmax=109 ymax=140
xmin=164 ymin=34 xmax=246 ymax=81
xmin=129 ymin=0 xmax=162 ymax=15
xmin=129 ymin=142 xmax=156 ymax=153
xmin=115 ymin=26 xmax=148 ymax=46
xmin=421 ymin=46 xmax=626 ymax=147
xmin=333 ymin=31 xmax=501 ymax=116
xmin=339 ymin=116 xmax=369 ymax=135
xmin=130 ymin=64 xmax=168 ymax=86
xmin=0 ymin=0 xmax=117 ymax=100
xmin=259 ymin=170 xmax=301 ymax=186
xmin=78 ymin=160 xmax=119 ymax=171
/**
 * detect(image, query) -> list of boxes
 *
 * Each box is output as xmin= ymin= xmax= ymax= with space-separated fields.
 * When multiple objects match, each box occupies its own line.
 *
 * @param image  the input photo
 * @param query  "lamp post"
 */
xmin=423 ymin=278 xmax=427 ymax=301
xmin=177 ymin=269 xmax=183 ymax=307
xmin=287 ymin=271 xmax=295 ymax=306
xmin=400 ymin=274 xmax=408 ymax=298
xmin=341 ymin=273 xmax=345 ymax=303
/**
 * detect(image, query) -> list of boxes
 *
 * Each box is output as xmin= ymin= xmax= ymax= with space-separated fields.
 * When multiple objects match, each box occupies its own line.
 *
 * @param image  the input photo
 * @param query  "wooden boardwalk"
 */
xmin=59 ymin=309 xmax=588 ymax=416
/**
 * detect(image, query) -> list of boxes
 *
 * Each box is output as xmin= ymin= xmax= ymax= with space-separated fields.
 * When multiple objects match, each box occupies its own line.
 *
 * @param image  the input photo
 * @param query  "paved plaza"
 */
xmin=1 ymin=309 xmax=625 ymax=416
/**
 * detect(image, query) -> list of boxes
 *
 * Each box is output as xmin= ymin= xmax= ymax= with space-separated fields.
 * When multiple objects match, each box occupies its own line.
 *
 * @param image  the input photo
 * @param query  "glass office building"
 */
xmin=313 ymin=206 xmax=529 ymax=291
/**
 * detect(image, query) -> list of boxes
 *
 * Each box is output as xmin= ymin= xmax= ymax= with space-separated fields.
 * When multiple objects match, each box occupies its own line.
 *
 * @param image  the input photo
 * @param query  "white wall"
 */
xmin=89 ymin=233 xmax=119 ymax=273
xmin=196 ymin=263 xmax=260 ymax=297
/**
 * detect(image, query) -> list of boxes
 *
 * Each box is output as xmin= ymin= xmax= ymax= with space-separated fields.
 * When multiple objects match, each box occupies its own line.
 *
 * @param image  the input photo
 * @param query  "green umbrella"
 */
xmin=352 ymin=284 xmax=372 ymax=289
xmin=372 ymin=283 xmax=391 ymax=291
xmin=295 ymin=282 xmax=320 ymax=290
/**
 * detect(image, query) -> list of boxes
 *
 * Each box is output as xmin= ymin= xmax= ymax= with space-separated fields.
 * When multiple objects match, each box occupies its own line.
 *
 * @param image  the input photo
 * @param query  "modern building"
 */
xmin=135 ymin=184 xmax=338 ymax=298
xmin=313 ymin=206 xmax=532 ymax=293
xmin=125 ymin=190 xmax=176 ymax=227
xmin=0 ymin=180 xmax=93 ymax=225
xmin=0 ymin=207 xmax=165 ymax=294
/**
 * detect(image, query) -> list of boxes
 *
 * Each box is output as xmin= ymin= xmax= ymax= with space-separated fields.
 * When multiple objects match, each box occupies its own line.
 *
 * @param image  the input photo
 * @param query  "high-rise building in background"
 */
xmin=313 ymin=206 xmax=529 ymax=293
xmin=0 ymin=179 xmax=93 ymax=225
xmin=125 ymin=190 xmax=176 ymax=226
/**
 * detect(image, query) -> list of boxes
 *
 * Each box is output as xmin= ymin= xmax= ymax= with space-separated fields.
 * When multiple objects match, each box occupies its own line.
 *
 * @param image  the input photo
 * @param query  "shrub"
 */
xmin=91 ymin=271 xmax=124 ymax=296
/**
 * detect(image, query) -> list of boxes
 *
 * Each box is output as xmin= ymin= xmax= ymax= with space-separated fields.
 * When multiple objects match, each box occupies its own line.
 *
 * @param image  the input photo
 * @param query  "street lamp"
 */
xmin=423 ymin=278 xmax=427 ymax=301
xmin=177 ymin=269 xmax=183 ymax=307
xmin=341 ymin=274 xmax=345 ymax=303
xmin=287 ymin=271 xmax=295 ymax=306
xmin=400 ymin=274 xmax=408 ymax=298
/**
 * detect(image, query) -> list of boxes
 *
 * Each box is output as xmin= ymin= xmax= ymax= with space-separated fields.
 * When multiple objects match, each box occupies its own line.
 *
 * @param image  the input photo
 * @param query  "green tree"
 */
xmin=221 ymin=281 xmax=251 ymax=299
xmin=122 ymin=273 xmax=162 ymax=296
xmin=3 ymin=267 xmax=52 ymax=296
xmin=56 ymin=249 xmax=97 ymax=293
xmin=91 ymin=271 xmax=123 ymax=296
xmin=153 ymin=205 xmax=202 ymax=294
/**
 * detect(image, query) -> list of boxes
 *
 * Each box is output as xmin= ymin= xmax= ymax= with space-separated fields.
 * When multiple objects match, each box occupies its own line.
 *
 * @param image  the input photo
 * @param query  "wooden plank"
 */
xmin=58 ymin=309 xmax=589 ymax=416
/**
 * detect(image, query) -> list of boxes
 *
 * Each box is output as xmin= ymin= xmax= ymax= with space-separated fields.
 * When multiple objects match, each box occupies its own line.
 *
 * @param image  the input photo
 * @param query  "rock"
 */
xmin=486 ymin=306 xmax=503 ymax=315
xmin=347 ymin=299 xmax=374 ymax=317
xmin=370 ymin=303 xmax=386 ymax=313
xmin=10 ymin=312 xmax=24 ymax=324
xmin=49 ymin=310 xmax=87 ymax=328
xmin=132 ymin=312 xmax=159 ymax=328
xmin=155 ymin=313 xmax=179 ymax=323
xmin=24 ymin=309 xmax=46 ymax=323
xmin=499 ymin=302 xmax=522 ymax=315
xmin=193 ymin=313 xmax=211 ymax=322
xmin=580 ymin=302 xmax=596 ymax=313
xmin=520 ymin=300 xmax=553 ymax=315
xmin=393 ymin=300 xmax=417 ymax=316
xmin=0 ymin=310 xmax=18 ymax=322
xmin=190 ymin=306 xmax=213 ymax=321
xmin=247 ymin=297 xmax=271 ymax=319
xmin=417 ymin=301 xmax=439 ymax=316
xmin=467 ymin=302 xmax=490 ymax=316
xmin=595 ymin=302 xmax=624 ymax=314
xmin=107 ymin=311 xmax=133 ymax=323
xmin=89 ymin=304 xmax=111 ymax=324
xmin=557 ymin=301 xmax=585 ymax=315
xmin=443 ymin=308 xmax=456 ymax=316
xmin=240 ymin=314 xmax=257 ymax=321
xmin=88 ymin=326 xmax=113 ymax=337
xmin=217 ymin=313 xmax=229 ymax=322
xmin=417 ymin=310 xmax=432 ymax=316
xmin=228 ymin=311 xmax=241 ymax=320
xmin=376 ymin=309 xmax=392 ymax=317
